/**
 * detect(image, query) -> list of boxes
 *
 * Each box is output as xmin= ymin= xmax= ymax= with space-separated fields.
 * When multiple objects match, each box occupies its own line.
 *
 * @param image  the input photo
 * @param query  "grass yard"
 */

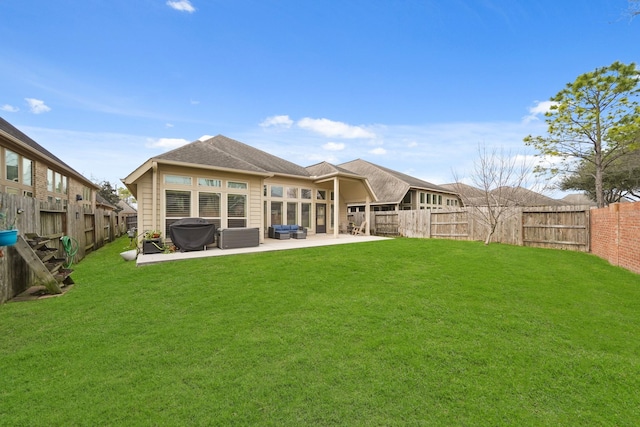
xmin=1 ymin=236 xmax=639 ymax=426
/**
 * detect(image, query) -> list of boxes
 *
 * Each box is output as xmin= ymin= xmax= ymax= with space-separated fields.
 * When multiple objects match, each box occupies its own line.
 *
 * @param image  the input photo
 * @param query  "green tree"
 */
xmin=96 ymin=180 xmax=122 ymax=210
xmin=560 ymin=148 xmax=640 ymax=203
xmin=524 ymin=61 xmax=640 ymax=208
xmin=118 ymin=186 xmax=136 ymax=206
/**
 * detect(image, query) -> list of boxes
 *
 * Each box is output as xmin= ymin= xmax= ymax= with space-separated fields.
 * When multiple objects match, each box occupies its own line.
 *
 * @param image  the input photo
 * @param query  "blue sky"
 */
xmin=1 ymin=0 xmax=638 ymax=197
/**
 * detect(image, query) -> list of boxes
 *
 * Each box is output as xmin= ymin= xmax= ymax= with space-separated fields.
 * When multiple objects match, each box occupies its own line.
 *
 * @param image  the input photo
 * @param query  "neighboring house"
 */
xmin=0 ymin=117 xmax=98 ymax=208
xmin=441 ymin=182 xmax=565 ymax=207
xmin=338 ymin=159 xmax=462 ymax=211
xmin=117 ymin=200 xmax=138 ymax=232
xmin=123 ymin=135 xmax=376 ymax=242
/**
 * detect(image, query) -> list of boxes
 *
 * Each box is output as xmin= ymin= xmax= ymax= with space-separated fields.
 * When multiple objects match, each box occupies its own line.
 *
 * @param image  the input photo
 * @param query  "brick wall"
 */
xmin=590 ymin=203 xmax=640 ymax=274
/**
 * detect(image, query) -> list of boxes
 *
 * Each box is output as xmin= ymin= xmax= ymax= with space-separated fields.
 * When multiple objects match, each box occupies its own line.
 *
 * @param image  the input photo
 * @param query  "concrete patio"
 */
xmin=135 ymin=233 xmax=390 ymax=266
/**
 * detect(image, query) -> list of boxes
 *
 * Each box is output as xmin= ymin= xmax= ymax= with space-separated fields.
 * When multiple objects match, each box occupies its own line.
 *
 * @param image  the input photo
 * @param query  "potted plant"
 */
xmin=145 ymin=230 xmax=162 ymax=239
xmin=0 ymin=207 xmax=19 ymax=246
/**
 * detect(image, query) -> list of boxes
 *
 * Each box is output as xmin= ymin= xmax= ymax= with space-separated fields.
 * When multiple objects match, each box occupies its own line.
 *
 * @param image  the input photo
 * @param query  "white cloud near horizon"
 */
xmin=322 ymin=142 xmax=345 ymax=151
xmin=25 ymin=98 xmax=51 ymax=114
xmin=297 ymin=117 xmax=376 ymax=139
xmin=1 ymin=104 xmax=19 ymax=112
xmin=167 ymin=0 xmax=195 ymax=13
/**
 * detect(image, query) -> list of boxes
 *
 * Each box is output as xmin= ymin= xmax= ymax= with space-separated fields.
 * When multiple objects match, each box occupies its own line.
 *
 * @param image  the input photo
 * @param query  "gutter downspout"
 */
xmin=152 ymin=161 xmax=158 ymax=232
xmin=365 ymin=193 xmax=371 ymax=236
xmin=333 ymin=177 xmax=340 ymax=239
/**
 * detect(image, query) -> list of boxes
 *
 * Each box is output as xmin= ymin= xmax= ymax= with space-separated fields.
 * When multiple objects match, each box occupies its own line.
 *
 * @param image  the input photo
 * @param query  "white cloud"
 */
xmin=146 ymin=137 xmax=190 ymax=150
xmin=407 ymin=141 xmax=418 ymax=148
xmin=167 ymin=0 xmax=195 ymax=13
xmin=297 ymin=117 xmax=376 ymax=139
xmin=369 ymin=147 xmax=387 ymax=155
xmin=198 ymin=134 xmax=214 ymax=141
xmin=322 ymin=142 xmax=345 ymax=151
xmin=523 ymin=100 xmax=558 ymax=123
xmin=260 ymin=115 xmax=293 ymax=128
xmin=25 ymin=98 xmax=51 ymax=114
xmin=1 ymin=104 xmax=19 ymax=112
xmin=165 ymin=123 xmax=174 ymax=128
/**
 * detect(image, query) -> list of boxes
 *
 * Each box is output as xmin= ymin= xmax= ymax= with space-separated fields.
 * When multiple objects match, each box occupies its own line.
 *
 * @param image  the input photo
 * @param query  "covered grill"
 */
xmin=168 ymin=218 xmax=216 ymax=252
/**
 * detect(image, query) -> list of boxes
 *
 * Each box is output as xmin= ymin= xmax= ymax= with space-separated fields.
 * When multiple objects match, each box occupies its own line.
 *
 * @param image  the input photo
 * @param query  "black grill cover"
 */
xmin=169 ymin=218 xmax=216 ymax=251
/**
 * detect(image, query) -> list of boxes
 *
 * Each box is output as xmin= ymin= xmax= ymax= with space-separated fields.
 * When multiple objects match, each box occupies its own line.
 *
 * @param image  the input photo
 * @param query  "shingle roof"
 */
xmin=442 ymin=182 xmax=565 ymax=207
xmin=338 ymin=159 xmax=452 ymax=204
xmin=155 ymin=135 xmax=311 ymax=177
xmin=306 ymin=161 xmax=360 ymax=177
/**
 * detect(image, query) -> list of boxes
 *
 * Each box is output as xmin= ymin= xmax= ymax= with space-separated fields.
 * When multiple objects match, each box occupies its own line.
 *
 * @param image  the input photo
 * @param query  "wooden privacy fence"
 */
xmin=350 ymin=205 xmax=591 ymax=251
xmin=1 ymin=193 xmax=124 ymax=303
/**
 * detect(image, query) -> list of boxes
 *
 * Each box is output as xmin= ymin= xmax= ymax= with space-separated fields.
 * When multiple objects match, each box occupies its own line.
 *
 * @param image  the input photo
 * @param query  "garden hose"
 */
xmin=60 ymin=236 xmax=79 ymax=268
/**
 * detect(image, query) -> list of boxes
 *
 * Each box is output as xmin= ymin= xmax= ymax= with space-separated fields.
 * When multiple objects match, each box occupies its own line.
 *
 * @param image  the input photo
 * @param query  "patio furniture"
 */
xmin=351 ymin=221 xmax=367 ymax=235
xmin=217 ymin=227 xmax=260 ymax=249
xmin=291 ymin=230 xmax=307 ymax=239
xmin=169 ymin=218 xmax=216 ymax=252
xmin=268 ymin=225 xmax=306 ymax=239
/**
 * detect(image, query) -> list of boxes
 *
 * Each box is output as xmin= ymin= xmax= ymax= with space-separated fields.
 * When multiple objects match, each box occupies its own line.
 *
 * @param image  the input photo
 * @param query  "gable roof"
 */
xmin=0 ymin=117 xmax=97 ymax=188
xmin=155 ymin=135 xmax=311 ymax=177
xmin=306 ymin=161 xmax=362 ymax=178
xmin=338 ymin=158 xmax=454 ymax=204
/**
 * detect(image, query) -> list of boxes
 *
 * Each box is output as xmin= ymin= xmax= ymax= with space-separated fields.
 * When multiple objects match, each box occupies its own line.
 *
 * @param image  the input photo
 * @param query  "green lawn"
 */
xmin=1 ymin=237 xmax=639 ymax=426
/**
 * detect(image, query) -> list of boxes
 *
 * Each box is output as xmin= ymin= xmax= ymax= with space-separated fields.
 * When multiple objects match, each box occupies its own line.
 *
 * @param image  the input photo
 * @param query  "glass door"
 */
xmin=316 ymin=203 xmax=326 ymax=233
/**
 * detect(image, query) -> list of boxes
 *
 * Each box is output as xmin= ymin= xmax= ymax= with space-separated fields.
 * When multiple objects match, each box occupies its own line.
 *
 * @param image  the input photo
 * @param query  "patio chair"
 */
xmin=351 ymin=221 xmax=367 ymax=235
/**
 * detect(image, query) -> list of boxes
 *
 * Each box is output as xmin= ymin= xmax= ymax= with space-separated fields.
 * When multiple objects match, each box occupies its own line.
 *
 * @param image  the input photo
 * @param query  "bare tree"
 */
xmin=452 ymin=145 xmax=539 ymax=245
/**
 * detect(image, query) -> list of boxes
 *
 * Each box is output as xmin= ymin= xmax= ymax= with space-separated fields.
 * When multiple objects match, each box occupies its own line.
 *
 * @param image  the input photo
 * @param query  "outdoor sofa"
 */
xmin=268 ymin=225 xmax=307 ymax=240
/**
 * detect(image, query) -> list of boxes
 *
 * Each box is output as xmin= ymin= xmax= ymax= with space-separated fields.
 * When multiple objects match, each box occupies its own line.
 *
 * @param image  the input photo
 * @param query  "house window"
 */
xmin=22 ymin=158 xmax=32 ymax=186
xmin=60 ymin=175 xmax=67 ymax=194
xmin=271 ymin=185 xmax=283 ymax=197
xmin=316 ymin=190 xmax=326 ymax=200
xmin=402 ymin=192 xmax=411 ymax=204
xmin=301 ymin=189 xmax=312 ymax=199
xmin=198 ymin=178 xmax=221 ymax=187
xmin=227 ymin=194 xmax=246 ymax=227
xmin=286 ymin=187 xmax=298 ymax=198
xmin=420 ymin=193 xmax=425 ymax=204
xmin=228 ymin=181 xmax=247 ymax=189
xmin=271 ymin=201 xmax=283 ymax=225
xmin=287 ymin=202 xmax=297 ymax=225
xmin=166 ymin=190 xmax=191 ymax=218
xmin=82 ymin=186 xmax=92 ymax=202
xmin=5 ymin=149 xmax=18 ymax=182
xmin=165 ymin=175 xmax=192 ymax=185
xmin=46 ymin=168 xmax=68 ymax=195
xmin=301 ymin=203 xmax=311 ymax=229
xmin=199 ymin=192 xmax=221 ymax=217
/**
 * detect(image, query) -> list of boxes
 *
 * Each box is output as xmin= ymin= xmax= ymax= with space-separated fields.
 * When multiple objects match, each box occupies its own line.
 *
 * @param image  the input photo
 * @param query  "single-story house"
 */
xmin=338 ymin=159 xmax=462 ymax=211
xmin=123 ymin=135 xmax=377 ymax=243
xmin=0 ymin=117 xmax=98 ymax=208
